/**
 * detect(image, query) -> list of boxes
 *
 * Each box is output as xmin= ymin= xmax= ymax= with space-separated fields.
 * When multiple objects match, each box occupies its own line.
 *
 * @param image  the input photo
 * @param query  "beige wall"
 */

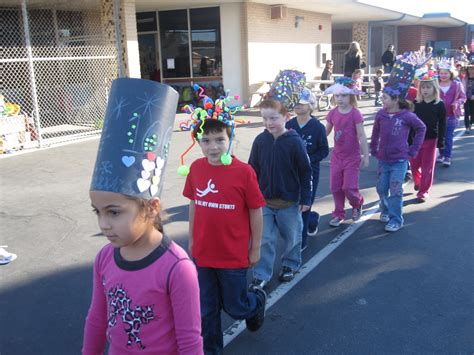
xmin=244 ymin=3 xmax=331 ymax=89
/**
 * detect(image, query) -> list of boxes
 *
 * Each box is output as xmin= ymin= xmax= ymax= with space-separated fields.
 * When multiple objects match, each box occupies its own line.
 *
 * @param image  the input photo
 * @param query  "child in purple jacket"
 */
xmin=370 ymin=51 xmax=427 ymax=232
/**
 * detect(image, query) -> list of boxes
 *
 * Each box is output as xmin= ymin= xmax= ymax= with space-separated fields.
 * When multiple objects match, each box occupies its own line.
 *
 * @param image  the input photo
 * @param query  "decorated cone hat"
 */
xmin=266 ymin=69 xmax=306 ymax=110
xmin=384 ymin=50 xmax=431 ymax=98
xmin=177 ymin=84 xmax=244 ymax=176
xmin=323 ymin=76 xmax=364 ymax=95
xmin=91 ymin=78 xmax=178 ymax=198
xmin=435 ymin=57 xmax=456 ymax=74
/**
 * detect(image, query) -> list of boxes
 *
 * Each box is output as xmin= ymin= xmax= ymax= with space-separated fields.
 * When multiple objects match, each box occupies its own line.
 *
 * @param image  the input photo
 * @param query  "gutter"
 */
xmin=367 ymin=14 xmax=406 ymax=74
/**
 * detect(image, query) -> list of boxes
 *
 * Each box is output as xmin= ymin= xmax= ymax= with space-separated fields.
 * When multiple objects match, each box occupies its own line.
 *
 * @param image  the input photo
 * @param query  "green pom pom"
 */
xmin=177 ymin=165 xmax=190 ymax=176
xmin=220 ymin=153 xmax=232 ymax=165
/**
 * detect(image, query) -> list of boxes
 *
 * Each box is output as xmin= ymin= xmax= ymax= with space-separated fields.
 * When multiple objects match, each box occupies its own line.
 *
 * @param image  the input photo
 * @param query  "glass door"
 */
xmin=138 ymin=34 xmax=160 ymax=81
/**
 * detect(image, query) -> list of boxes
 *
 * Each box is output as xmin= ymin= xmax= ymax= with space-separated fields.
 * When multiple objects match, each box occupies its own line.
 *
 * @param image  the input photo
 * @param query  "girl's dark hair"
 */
xmin=125 ymin=196 xmax=164 ymax=233
xmin=193 ymin=119 xmax=232 ymax=140
xmin=388 ymin=94 xmax=412 ymax=111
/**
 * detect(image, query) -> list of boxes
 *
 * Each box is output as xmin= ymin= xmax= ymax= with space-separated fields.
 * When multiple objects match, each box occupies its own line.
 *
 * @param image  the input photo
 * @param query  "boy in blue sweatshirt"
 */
xmin=249 ymin=97 xmax=312 ymax=287
xmin=286 ymin=88 xmax=329 ymax=250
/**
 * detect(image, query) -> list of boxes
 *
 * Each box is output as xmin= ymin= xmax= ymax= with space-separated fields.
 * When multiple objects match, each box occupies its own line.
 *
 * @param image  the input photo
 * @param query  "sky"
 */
xmin=358 ymin=0 xmax=474 ymax=24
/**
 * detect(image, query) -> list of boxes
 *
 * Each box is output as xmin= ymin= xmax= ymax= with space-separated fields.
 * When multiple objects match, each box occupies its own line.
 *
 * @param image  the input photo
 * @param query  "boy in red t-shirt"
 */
xmin=181 ymin=94 xmax=267 ymax=354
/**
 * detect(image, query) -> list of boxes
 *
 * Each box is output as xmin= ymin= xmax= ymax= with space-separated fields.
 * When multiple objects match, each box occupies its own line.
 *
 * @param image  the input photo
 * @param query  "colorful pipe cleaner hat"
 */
xmin=384 ymin=50 xmax=431 ymax=98
xmin=266 ymin=69 xmax=306 ymax=110
xmin=298 ymin=87 xmax=317 ymax=109
xmin=435 ymin=57 xmax=456 ymax=73
xmin=177 ymin=84 xmax=245 ymax=176
xmin=323 ymin=76 xmax=364 ymax=95
xmin=90 ymin=78 xmax=178 ymax=199
xmin=415 ymin=66 xmax=439 ymax=81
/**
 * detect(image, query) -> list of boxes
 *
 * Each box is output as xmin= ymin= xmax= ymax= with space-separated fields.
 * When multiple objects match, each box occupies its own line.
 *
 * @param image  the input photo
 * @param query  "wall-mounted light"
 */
xmin=295 ymin=16 xmax=304 ymax=29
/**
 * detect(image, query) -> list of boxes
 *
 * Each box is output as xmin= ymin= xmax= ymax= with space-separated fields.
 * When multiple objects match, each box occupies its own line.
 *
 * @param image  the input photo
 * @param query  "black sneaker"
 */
xmin=250 ymin=278 xmax=268 ymax=290
xmin=404 ymin=172 xmax=412 ymax=183
xmin=278 ymin=266 xmax=295 ymax=282
xmin=245 ymin=287 xmax=266 ymax=332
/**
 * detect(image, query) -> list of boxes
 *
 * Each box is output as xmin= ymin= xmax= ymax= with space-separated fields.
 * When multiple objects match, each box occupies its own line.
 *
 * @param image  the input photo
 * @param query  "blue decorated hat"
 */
xmin=267 ymin=69 xmax=306 ymax=110
xmin=384 ymin=51 xmax=431 ymax=98
xmin=90 ymin=78 xmax=179 ymax=199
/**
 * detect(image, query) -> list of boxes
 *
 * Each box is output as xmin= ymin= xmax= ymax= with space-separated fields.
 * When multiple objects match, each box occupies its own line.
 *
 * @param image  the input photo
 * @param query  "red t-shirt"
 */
xmin=183 ymin=157 xmax=266 ymax=268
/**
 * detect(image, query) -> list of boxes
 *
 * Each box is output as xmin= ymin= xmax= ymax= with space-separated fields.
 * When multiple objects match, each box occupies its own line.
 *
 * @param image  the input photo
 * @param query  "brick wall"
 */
xmin=398 ymin=25 xmax=437 ymax=53
xmin=437 ymin=26 xmax=466 ymax=50
xmin=244 ymin=3 xmax=331 ymax=85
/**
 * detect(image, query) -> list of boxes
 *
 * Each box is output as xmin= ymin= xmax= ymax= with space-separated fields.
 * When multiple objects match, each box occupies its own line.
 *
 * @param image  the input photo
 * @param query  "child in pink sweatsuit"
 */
xmin=324 ymin=77 xmax=369 ymax=227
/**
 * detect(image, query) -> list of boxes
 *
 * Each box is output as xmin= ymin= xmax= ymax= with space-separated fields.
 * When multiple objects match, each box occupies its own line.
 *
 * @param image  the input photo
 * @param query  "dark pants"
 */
xmin=198 ymin=267 xmax=258 ymax=355
xmin=301 ymin=175 xmax=319 ymax=248
xmin=464 ymin=100 xmax=474 ymax=129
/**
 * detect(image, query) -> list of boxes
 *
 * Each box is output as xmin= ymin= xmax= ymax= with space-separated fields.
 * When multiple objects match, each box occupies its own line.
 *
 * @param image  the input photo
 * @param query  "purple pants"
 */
xmin=330 ymin=155 xmax=364 ymax=219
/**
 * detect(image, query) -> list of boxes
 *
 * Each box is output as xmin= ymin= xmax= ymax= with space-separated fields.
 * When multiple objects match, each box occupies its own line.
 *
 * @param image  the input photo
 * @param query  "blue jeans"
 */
xmin=440 ymin=116 xmax=458 ymax=159
xmin=301 ymin=175 xmax=319 ymax=248
xmin=376 ymin=160 xmax=407 ymax=226
xmin=253 ymin=204 xmax=303 ymax=281
xmin=198 ymin=267 xmax=259 ymax=355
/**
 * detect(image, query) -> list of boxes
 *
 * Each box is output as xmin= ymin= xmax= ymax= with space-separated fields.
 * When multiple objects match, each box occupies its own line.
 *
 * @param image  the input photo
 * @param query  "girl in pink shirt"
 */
xmin=82 ymin=78 xmax=203 ymax=355
xmin=324 ymin=77 xmax=369 ymax=227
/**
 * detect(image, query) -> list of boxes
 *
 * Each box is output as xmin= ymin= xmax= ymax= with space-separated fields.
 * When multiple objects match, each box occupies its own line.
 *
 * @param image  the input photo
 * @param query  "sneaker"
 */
xmin=442 ymin=158 xmax=451 ymax=167
xmin=465 ymin=128 xmax=471 ymax=135
xmin=414 ymin=185 xmax=419 ymax=191
xmin=278 ymin=266 xmax=295 ymax=282
xmin=352 ymin=206 xmax=362 ymax=221
xmin=329 ymin=217 xmax=344 ymax=227
xmin=385 ymin=223 xmax=402 ymax=232
xmin=380 ymin=214 xmax=390 ymax=223
xmin=307 ymin=212 xmax=320 ymax=237
xmin=0 ymin=247 xmax=17 ymax=265
xmin=404 ymin=172 xmax=413 ymax=183
xmin=250 ymin=278 xmax=268 ymax=290
xmin=245 ymin=287 xmax=267 ymax=332
xmin=436 ymin=156 xmax=445 ymax=163
xmin=301 ymin=242 xmax=308 ymax=252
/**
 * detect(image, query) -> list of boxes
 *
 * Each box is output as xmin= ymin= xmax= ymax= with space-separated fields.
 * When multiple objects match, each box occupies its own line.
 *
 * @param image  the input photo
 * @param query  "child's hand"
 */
xmin=360 ymin=155 xmax=369 ymax=168
xmin=300 ymin=205 xmax=310 ymax=212
xmin=249 ymin=247 xmax=261 ymax=267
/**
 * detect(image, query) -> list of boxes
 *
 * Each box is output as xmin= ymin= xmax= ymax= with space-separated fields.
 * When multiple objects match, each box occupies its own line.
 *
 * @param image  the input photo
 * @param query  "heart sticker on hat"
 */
xmin=122 ymin=156 xmax=135 ymax=167
xmin=142 ymin=159 xmax=156 ymax=172
xmin=137 ymin=178 xmax=151 ymax=192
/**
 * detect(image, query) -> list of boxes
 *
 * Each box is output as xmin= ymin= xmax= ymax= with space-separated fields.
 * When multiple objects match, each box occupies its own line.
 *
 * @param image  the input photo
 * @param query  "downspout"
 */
xmin=368 ymin=14 xmax=406 ymax=74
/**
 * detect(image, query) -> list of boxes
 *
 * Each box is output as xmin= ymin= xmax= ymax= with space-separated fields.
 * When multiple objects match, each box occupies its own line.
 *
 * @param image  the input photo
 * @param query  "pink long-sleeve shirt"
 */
xmin=82 ymin=236 xmax=203 ymax=355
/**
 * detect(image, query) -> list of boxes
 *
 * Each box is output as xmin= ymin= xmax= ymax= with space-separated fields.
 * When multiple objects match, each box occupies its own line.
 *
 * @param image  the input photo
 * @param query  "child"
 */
xmin=324 ymin=77 xmax=369 ymax=227
xmin=411 ymin=70 xmax=446 ymax=202
xmin=180 ymin=87 xmax=267 ymax=354
xmin=370 ymin=51 xmax=427 ymax=232
xmin=373 ymin=69 xmax=384 ymax=106
xmin=352 ymin=69 xmax=363 ymax=100
xmin=286 ymin=88 xmax=329 ymax=249
xmin=461 ymin=65 xmax=474 ymax=134
xmin=83 ymin=78 xmax=203 ymax=354
xmin=436 ymin=57 xmax=467 ymax=166
xmin=249 ymin=70 xmax=312 ymax=287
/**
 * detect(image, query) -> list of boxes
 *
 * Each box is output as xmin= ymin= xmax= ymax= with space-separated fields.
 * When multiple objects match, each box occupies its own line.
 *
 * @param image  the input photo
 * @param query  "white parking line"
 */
xmin=223 ymin=126 xmax=468 ymax=347
xmin=223 ymin=204 xmax=380 ymax=346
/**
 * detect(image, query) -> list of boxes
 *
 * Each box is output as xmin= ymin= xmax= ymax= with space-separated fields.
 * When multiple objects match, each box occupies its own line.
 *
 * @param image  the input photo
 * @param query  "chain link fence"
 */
xmin=1 ymin=0 xmax=119 ymax=152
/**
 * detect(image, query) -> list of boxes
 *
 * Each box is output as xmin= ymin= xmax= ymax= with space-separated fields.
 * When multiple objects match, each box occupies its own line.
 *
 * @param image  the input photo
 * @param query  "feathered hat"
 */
xmin=298 ymin=87 xmax=317 ymax=109
xmin=323 ymin=76 xmax=364 ymax=95
xmin=90 ymin=78 xmax=178 ymax=198
xmin=384 ymin=50 xmax=431 ymax=98
xmin=266 ymin=69 xmax=306 ymax=110
xmin=177 ymin=84 xmax=246 ymax=176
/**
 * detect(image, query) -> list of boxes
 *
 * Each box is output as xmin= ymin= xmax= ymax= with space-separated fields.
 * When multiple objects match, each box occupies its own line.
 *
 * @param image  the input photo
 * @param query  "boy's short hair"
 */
xmin=259 ymin=98 xmax=289 ymax=115
xmin=193 ymin=118 xmax=232 ymax=140
xmin=376 ymin=69 xmax=384 ymax=75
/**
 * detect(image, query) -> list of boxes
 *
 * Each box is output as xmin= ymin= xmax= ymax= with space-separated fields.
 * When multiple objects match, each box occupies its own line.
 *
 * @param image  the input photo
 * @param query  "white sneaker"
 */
xmin=385 ymin=223 xmax=402 ymax=232
xmin=436 ymin=156 xmax=444 ymax=163
xmin=0 ymin=247 xmax=17 ymax=265
xmin=380 ymin=214 xmax=390 ymax=223
xmin=442 ymin=158 xmax=451 ymax=167
xmin=329 ymin=217 xmax=344 ymax=227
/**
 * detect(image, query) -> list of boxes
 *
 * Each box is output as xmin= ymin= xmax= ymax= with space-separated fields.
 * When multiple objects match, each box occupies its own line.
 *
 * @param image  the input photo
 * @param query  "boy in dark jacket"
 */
xmin=286 ymin=88 xmax=329 ymax=249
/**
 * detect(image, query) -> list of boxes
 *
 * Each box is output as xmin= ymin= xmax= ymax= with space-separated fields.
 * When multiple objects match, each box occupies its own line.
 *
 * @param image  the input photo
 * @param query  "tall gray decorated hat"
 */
xmin=91 ymin=78 xmax=178 ymax=199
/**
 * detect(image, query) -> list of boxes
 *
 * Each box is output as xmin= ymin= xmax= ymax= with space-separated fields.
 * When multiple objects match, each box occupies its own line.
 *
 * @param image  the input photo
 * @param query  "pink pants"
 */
xmin=410 ymin=138 xmax=437 ymax=198
xmin=330 ymin=156 xmax=364 ymax=219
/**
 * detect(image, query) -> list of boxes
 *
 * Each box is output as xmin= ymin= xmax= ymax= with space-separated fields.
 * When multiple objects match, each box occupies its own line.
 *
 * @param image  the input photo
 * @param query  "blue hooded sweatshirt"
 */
xmin=248 ymin=129 xmax=312 ymax=206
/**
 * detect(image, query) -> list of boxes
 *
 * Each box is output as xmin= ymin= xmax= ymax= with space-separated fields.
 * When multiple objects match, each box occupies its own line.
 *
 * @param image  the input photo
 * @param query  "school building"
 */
xmin=1 ymin=0 xmax=473 ymax=151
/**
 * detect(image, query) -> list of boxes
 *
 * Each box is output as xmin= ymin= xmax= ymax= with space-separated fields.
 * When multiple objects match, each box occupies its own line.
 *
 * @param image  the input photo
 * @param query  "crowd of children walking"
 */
xmin=81 ymin=49 xmax=469 ymax=354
